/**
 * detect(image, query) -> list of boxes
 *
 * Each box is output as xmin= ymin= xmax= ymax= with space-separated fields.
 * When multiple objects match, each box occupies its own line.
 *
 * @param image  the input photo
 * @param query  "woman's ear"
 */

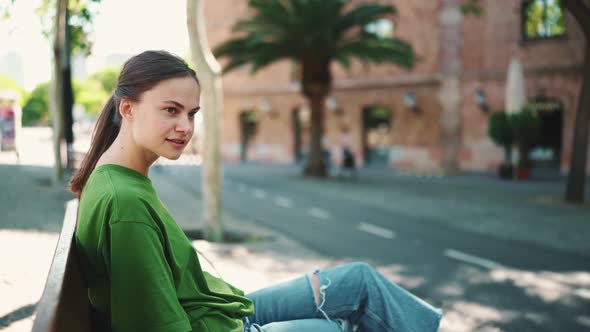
xmin=119 ymin=98 xmax=134 ymax=121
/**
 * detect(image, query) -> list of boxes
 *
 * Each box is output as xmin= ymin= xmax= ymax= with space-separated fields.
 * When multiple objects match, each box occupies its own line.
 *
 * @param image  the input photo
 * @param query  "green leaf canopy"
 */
xmin=214 ymin=0 xmax=414 ymax=76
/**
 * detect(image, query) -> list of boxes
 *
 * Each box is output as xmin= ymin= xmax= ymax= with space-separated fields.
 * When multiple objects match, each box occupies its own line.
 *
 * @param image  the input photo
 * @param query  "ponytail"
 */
xmin=69 ymin=95 xmax=121 ymax=196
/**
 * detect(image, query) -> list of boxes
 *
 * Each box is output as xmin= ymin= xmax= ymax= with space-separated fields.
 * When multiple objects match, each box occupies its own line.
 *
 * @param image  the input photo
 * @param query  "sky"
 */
xmin=0 ymin=0 xmax=191 ymax=90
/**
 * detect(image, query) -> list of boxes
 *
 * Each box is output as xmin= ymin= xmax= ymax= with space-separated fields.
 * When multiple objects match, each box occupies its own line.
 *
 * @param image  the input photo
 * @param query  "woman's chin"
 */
xmin=165 ymin=154 xmax=182 ymax=161
xmin=155 ymin=150 xmax=183 ymax=161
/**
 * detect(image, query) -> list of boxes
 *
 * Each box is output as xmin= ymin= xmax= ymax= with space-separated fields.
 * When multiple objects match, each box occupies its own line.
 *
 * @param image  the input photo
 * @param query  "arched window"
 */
xmin=522 ymin=0 xmax=566 ymax=40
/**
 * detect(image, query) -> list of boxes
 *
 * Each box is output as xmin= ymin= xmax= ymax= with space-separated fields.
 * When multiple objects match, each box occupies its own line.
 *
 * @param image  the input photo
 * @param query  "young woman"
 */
xmin=70 ymin=50 xmax=442 ymax=332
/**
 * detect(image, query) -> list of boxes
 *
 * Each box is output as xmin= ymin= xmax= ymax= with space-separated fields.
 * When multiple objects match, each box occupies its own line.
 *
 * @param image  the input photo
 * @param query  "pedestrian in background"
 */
xmin=339 ymin=125 xmax=357 ymax=178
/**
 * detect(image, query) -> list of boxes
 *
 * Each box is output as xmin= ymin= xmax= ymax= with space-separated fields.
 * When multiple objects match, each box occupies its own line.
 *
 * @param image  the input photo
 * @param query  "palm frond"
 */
xmin=233 ymin=0 xmax=292 ymax=38
xmin=215 ymin=0 xmax=414 ymax=74
xmin=214 ymin=35 xmax=296 ymax=74
xmin=335 ymin=37 xmax=414 ymax=69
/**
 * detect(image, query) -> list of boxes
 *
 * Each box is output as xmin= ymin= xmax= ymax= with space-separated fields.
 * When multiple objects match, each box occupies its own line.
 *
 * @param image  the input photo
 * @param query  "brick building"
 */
xmin=202 ymin=0 xmax=587 ymax=175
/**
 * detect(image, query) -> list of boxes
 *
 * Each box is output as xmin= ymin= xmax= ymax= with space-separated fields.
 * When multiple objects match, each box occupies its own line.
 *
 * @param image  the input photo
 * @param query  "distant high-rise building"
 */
xmin=0 ymin=52 xmax=25 ymax=87
xmin=105 ymin=53 xmax=133 ymax=68
xmin=72 ymin=54 xmax=88 ymax=81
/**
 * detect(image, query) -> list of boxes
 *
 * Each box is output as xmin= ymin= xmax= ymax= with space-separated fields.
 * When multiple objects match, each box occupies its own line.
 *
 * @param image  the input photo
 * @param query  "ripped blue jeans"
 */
xmin=242 ymin=262 xmax=442 ymax=332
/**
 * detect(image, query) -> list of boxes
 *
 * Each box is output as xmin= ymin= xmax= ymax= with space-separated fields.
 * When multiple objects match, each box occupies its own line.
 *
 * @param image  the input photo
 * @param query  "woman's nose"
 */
xmin=176 ymin=116 xmax=192 ymax=133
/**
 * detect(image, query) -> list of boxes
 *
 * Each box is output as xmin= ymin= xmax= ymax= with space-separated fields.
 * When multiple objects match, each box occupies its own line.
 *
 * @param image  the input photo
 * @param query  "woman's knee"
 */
xmin=346 ymin=261 xmax=374 ymax=275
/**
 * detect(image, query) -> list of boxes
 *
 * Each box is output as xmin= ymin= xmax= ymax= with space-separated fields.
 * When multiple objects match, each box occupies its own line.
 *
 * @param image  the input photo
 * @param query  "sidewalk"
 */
xmin=0 ymin=165 xmax=74 ymax=331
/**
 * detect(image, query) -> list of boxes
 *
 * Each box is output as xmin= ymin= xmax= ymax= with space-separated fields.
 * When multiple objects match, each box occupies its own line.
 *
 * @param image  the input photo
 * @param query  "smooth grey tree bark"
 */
xmin=50 ymin=0 xmax=66 ymax=184
xmin=563 ymin=0 xmax=590 ymax=203
xmin=187 ymin=0 xmax=224 ymax=242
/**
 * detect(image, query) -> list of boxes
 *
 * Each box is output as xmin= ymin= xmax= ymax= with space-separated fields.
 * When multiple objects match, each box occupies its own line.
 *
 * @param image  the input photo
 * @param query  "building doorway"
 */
xmin=239 ymin=110 xmax=257 ymax=162
xmin=529 ymin=97 xmax=564 ymax=174
xmin=292 ymin=106 xmax=310 ymax=163
xmin=362 ymin=105 xmax=392 ymax=166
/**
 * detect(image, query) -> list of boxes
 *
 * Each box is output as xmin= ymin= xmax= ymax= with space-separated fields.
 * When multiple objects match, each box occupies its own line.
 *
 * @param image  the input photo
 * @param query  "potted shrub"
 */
xmin=488 ymin=111 xmax=514 ymax=179
xmin=508 ymin=108 xmax=541 ymax=180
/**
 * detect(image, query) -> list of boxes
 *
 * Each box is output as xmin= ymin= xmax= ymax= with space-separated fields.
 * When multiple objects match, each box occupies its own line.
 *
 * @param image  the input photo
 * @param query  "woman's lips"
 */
xmin=166 ymin=138 xmax=186 ymax=148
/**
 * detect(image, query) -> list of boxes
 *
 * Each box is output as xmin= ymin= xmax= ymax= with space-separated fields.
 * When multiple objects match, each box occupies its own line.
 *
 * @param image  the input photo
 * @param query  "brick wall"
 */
xmin=204 ymin=0 xmax=587 ymax=173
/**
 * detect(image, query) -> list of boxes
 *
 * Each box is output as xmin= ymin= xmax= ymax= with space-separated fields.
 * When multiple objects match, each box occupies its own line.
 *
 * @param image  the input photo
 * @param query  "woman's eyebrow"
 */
xmin=164 ymin=100 xmax=201 ymax=111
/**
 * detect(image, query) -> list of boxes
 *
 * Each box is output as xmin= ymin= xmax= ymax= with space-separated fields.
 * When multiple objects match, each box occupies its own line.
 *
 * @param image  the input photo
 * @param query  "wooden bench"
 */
xmin=32 ymin=199 xmax=92 ymax=332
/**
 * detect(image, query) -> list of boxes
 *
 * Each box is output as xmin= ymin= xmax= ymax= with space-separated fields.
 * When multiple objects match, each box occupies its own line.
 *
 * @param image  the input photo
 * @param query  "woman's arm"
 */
xmin=109 ymin=221 xmax=191 ymax=332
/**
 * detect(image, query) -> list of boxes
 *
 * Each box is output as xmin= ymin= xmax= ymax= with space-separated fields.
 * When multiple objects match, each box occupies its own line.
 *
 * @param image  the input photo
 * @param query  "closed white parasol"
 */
xmin=505 ymin=56 xmax=527 ymax=113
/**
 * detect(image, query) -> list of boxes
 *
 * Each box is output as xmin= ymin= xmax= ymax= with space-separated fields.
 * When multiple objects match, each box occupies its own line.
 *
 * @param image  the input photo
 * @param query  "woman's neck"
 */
xmin=95 ymin=132 xmax=157 ymax=176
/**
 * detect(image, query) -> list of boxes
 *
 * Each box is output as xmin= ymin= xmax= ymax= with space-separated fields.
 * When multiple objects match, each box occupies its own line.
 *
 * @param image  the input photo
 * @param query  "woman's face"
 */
xmin=129 ymin=76 xmax=200 ymax=161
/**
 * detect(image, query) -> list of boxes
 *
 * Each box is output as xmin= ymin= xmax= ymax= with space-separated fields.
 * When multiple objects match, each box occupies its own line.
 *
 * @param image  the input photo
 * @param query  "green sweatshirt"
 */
xmin=75 ymin=164 xmax=254 ymax=332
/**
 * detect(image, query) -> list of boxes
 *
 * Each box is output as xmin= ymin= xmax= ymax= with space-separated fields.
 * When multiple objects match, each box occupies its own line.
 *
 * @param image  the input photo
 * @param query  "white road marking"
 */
xmin=443 ymin=249 xmax=504 ymax=270
xmin=357 ymin=222 xmax=396 ymax=239
xmin=574 ymin=288 xmax=590 ymax=300
xmin=577 ymin=316 xmax=590 ymax=328
xmin=274 ymin=196 xmax=293 ymax=208
xmin=252 ymin=188 xmax=267 ymax=199
xmin=308 ymin=207 xmax=331 ymax=220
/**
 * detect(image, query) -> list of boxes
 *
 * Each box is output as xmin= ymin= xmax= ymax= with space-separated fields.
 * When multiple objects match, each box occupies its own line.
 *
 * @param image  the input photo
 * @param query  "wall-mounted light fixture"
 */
xmin=259 ymin=98 xmax=271 ymax=113
xmin=404 ymin=90 xmax=418 ymax=112
xmin=298 ymin=104 xmax=311 ymax=124
xmin=259 ymin=98 xmax=278 ymax=117
xmin=474 ymin=88 xmax=489 ymax=113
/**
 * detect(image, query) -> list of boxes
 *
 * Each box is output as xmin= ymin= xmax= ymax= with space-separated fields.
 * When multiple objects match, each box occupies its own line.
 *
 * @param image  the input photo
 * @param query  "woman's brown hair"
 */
xmin=69 ymin=50 xmax=199 ymax=196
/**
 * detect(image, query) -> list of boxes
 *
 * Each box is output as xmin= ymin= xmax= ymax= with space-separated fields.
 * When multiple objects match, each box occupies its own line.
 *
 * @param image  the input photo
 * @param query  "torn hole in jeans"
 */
xmin=312 ymin=269 xmax=333 ymax=322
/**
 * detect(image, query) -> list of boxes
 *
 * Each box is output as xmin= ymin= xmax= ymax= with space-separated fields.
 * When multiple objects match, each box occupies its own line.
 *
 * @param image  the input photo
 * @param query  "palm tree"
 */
xmin=214 ymin=0 xmax=414 ymax=177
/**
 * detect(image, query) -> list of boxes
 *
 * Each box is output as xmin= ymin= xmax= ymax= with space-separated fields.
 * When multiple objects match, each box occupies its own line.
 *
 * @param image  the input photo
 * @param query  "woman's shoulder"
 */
xmin=80 ymin=167 xmax=159 ymax=223
xmin=85 ymin=170 xmax=143 ymax=199
xmin=89 ymin=164 xmax=154 ymax=194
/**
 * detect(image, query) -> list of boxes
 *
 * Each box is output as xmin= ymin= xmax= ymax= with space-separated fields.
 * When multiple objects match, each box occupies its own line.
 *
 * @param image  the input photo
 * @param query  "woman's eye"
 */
xmin=189 ymin=111 xmax=197 ymax=118
xmin=166 ymin=107 xmax=177 ymax=115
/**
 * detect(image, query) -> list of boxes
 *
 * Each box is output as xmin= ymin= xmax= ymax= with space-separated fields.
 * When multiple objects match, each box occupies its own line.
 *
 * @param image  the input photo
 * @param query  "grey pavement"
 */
xmin=0 ymin=165 xmax=74 ymax=331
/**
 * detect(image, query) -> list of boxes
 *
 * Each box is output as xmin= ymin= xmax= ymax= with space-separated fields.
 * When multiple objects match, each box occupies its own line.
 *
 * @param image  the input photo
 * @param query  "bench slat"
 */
xmin=32 ymin=199 xmax=92 ymax=332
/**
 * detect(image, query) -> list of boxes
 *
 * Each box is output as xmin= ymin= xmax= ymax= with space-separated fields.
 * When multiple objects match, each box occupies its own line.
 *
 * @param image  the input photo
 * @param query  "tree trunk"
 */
xmin=62 ymin=4 xmax=75 ymax=173
xmin=304 ymin=93 xmax=327 ymax=177
xmin=187 ymin=0 xmax=223 ymax=242
xmin=566 ymin=43 xmax=590 ymax=203
xmin=301 ymin=56 xmax=331 ymax=178
xmin=51 ymin=0 xmax=67 ymax=184
xmin=563 ymin=0 xmax=590 ymax=203
xmin=503 ymin=144 xmax=511 ymax=164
